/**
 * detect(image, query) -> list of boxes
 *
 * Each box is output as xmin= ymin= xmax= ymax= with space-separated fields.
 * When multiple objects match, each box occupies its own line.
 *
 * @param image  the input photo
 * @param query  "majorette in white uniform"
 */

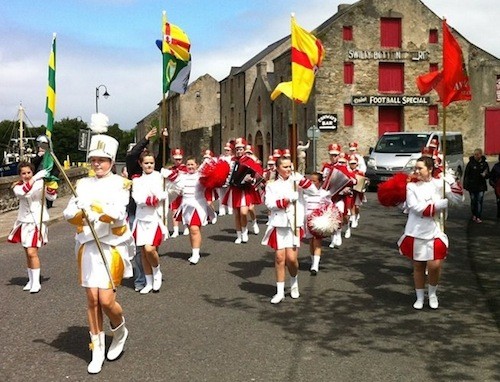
xmin=162 ymin=168 xmax=216 ymax=227
xmin=261 ymin=173 xmax=318 ymax=250
xmin=131 ymin=170 xmax=169 ymax=246
xmin=64 ymin=135 xmax=134 ymax=289
xmin=9 ymin=173 xmax=57 ymax=248
xmin=397 ymin=177 xmax=462 ymax=261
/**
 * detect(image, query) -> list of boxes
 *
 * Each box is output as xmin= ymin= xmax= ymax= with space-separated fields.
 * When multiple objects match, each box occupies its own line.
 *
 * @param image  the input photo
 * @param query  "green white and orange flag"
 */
xmin=271 ymin=15 xmax=325 ymax=103
xmin=160 ymin=11 xmax=191 ymax=94
xmin=43 ymin=33 xmax=58 ymax=188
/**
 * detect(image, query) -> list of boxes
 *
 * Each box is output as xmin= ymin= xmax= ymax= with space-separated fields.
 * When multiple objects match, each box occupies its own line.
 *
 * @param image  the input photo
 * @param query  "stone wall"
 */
xmin=0 ymin=167 xmax=88 ymax=213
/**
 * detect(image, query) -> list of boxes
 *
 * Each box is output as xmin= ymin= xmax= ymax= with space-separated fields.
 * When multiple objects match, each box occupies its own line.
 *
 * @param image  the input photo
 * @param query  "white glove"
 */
xmin=84 ymin=210 xmax=100 ymax=224
xmin=443 ymin=172 xmax=456 ymax=185
xmin=434 ymin=198 xmax=448 ymax=211
xmin=288 ymin=191 xmax=299 ymax=202
xmin=32 ymin=169 xmax=48 ymax=181
xmin=161 ymin=168 xmax=173 ymax=178
xmin=156 ymin=191 xmax=169 ymax=201
xmin=75 ymin=197 xmax=91 ymax=211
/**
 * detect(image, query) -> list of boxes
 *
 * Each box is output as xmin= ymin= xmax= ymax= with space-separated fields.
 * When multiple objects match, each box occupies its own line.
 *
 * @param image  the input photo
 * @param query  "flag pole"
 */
xmin=161 ymin=10 xmax=168 ymax=226
xmin=290 ymin=13 xmax=299 ymax=247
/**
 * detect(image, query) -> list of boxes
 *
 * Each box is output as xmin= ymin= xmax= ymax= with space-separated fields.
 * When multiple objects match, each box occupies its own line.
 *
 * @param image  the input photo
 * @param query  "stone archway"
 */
xmin=255 ymin=130 xmax=264 ymax=162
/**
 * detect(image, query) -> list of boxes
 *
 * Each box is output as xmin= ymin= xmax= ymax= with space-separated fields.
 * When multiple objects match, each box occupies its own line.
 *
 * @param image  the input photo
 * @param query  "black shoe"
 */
xmin=310 ymin=269 xmax=317 ymax=276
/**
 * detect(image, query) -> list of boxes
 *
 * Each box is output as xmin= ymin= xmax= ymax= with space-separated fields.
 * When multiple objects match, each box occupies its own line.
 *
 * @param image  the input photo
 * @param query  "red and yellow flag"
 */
xmin=416 ymin=19 xmax=471 ymax=107
xmin=271 ymin=15 xmax=324 ymax=104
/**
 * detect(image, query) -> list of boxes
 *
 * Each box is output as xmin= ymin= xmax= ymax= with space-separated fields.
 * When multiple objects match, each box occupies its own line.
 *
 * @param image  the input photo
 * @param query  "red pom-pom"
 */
xmin=377 ymin=172 xmax=410 ymax=207
xmin=199 ymin=158 xmax=230 ymax=189
xmin=307 ymin=203 xmax=342 ymax=238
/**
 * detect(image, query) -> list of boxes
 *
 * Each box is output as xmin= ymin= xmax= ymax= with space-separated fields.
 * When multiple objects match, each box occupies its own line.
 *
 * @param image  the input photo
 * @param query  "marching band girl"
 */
xmin=63 ymin=116 xmax=132 ymax=374
xmin=131 ymin=150 xmax=169 ymax=294
xmin=398 ymin=156 xmax=463 ymax=310
xmin=162 ymin=156 xmax=216 ymax=265
xmin=217 ymin=142 xmax=234 ymax=216
xmin=262 ymin=156 xmax=318 ymax=304
xmin=169 ymin=148 xmax=189 ymax=238
xmin=8 ymin=163 xmax=57 ymax=293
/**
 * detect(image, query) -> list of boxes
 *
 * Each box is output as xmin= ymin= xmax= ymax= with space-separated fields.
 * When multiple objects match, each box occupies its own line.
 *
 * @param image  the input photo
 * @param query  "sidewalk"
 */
xmin=0 ymin=193 xmax=73 ymax=241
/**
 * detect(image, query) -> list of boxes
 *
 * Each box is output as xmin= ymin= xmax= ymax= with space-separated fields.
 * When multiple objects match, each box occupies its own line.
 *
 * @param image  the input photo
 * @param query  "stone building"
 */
xmin=223 ymin=0 xmax=500 ymax=172
xmin=135 ymin=73 xmax=220 ymax=162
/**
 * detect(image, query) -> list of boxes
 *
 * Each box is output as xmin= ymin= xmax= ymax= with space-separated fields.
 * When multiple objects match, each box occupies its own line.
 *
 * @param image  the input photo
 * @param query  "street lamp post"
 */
xmin=87 ymin=85 xmax=110 ymax=158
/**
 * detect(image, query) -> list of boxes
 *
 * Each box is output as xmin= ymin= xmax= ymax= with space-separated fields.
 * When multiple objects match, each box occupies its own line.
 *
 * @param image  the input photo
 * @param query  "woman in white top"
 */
xmin=398 ymin=156 xmax=462 ymax=310
xmin=132 ymin=150 xmax=169 ymax=294
xmin=8 ymin=163 xmax=56 ymax=293
xmin=262 ymin=156 xmax=318 ymax=304
xmin=63 ymin=131 xmax=133 ymax=374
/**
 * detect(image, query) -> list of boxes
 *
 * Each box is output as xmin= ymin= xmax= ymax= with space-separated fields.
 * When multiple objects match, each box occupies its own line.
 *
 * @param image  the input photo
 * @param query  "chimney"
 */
xmin=257 ymin=61 xmax=268 ymax=78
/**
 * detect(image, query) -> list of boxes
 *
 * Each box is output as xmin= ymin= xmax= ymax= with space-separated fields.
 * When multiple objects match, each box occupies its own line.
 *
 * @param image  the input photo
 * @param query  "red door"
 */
xmin=378 ymin=107 xmax=402 ymax=136
xmin=485 ymin=108 xmax=500 ymax=154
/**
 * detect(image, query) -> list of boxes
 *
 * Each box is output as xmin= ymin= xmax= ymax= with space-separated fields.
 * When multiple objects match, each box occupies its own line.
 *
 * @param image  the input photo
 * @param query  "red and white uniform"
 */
xmin=397 ymin=177 xmax=461 ymax=261
xmin=261 ymin=173 xmax=318 ymax=250
xmin=165 ymin=171 xmax=216 ymax=227
xmin=349 ymin=167 xmax=367 ymax=206
xmin=131 ymin=171 xmax=169 ymax=246
xmin=169 ymin=163 xmax=188 ymax=210
xmin=8 ymin=179 xmax=57 ymax=248
xmin=222 ymin=156 xmax=262 ymax=208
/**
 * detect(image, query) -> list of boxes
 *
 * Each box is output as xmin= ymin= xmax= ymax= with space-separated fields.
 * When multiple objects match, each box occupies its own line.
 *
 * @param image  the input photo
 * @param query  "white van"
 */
xmin=366 ymin=131 xmax=464 ymax=188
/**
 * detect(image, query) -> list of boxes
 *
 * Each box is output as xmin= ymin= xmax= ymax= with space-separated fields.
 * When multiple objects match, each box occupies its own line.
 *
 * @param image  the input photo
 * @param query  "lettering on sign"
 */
xmin=347 ymin=49 xmax=429 ymax=61
xmin=351 ymin=95 xmax=430 ymax=106
xmin=317 ymin=113 xmax=338 ymax=130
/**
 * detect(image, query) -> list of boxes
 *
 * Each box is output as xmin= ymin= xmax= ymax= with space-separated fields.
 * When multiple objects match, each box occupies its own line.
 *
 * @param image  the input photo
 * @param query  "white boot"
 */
xmin=249 ymin=220 xmax=260 ymax=235
xmin=23 ymin=268 xmax=33 ymax=291
xmin=140 ymin=275 xmax=153 ymax=294
xmin=30 ymin=268 xmax=41 ymax=293
xmin=88 ymin=331 xmax=105 ymax=374
xmin=183 ymin=226 xmax=190 ymax=235
xmin=211 ymin=213 xmax=218 ymax=224
xmin=227 ymin=206 xmax=233 ymax=215
xmin=428 ymin=285 xmax=439 ymax=309
xmin=290 ymin=276 xmax=300 ymax=299
xmin=152 ymin=265 xmax=162 ymax=292
xmin=351 ymin=214 xmax=359 ymax=228
xmin=271 ymin=282 xmax=285 ymax=304
xmin=344 ymin=223 xmax=352 ymax=239
xmin=413 ymin=289 xmax=425 ymax=310
xmin=218 ymin=206 xmax=226 ymax=216
xmin=107 ymin=317 xmax=128 ymax=361
xmin=334 ymin=230 xmax=342 ymax=247
xmin=188 ymin=248 xmax=200 ymax=265
xmin=234 ymin=231 xmax=242 ymax=244
xmin=329 ymin=234 xmax=335 ymax=248
xmin=241 ymin=228 xmax=249 ymax=243
xmin=310 ymin=255 xmax=320 ymax=275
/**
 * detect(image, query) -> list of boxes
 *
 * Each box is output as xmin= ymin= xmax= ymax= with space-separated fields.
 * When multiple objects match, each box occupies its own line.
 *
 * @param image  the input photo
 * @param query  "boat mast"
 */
xmin=18 ymin=103 xmax=25 ymax=159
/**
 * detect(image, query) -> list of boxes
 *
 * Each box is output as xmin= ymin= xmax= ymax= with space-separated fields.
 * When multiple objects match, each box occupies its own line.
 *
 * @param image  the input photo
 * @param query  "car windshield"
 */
xmin=374 ymin=134 xmax=431 ymax=153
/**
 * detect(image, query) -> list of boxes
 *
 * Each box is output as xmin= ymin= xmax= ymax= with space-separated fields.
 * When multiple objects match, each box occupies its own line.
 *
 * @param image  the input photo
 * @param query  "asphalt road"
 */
xmin=1 ymin=192 xmax=499 ymax=382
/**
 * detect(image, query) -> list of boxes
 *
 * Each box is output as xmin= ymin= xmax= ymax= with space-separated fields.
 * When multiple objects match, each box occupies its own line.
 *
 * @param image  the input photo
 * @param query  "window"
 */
xmin=344 ymin=62 xmax=354 ymax=84
xmin=429 ymin=63 xmax=439 ymax=72
xmin=257 ymin=96 xmax=262 ymax=122
xmin=380 ymin=18 xmax=401 ymax=48
xmin=343 ymin=26 xmax=353 ymax=41
xmin=379 ymin=62 xmax=404 ymax=93
xmin=344 ymin=104 xmax=353 ymax=127
xmin=429 ymin=29 xmax=438 ymax=44
xmin=428 ymin=105 xmax=438 ymax=125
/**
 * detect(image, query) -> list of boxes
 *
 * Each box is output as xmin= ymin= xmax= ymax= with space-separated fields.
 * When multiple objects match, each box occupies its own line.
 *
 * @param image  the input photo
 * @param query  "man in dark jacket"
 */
xmin=463 ymin=148 xmax=490 ymax=223
xmin=489 ymin=154 xmax=500 ymax=218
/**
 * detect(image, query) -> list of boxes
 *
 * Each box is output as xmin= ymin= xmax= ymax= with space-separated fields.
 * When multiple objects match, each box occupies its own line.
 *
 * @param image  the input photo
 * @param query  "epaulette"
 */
xmin=131 ymin=174 xmax=141 ymax=179
xmin=123 ymin=178 xmax=133 ymax=190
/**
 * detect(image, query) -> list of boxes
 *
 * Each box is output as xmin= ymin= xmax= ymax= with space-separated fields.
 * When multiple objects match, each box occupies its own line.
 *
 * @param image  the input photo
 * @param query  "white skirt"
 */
xmin=261 ymin=226 xmax=303 ymax=250
xmin=132 ymin=219 xmax=168 ymax=246
xmin=8 ymin=221 xmax=48 ymax=248
xmin=76 ymin=240 xmax=133 ymax=289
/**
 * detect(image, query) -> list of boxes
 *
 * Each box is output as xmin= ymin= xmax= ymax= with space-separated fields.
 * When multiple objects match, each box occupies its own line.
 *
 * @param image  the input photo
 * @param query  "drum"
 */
xmin=353 ymin=175 xmax=367 ymax=192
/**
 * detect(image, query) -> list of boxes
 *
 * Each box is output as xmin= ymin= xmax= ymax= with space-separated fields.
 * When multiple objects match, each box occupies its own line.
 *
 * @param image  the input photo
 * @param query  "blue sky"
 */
xmin=0 ymin=0 xmax=498 ymax=131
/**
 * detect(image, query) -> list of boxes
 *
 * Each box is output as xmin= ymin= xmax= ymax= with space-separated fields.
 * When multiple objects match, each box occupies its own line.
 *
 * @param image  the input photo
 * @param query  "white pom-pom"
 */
xmin=90 ymin=113 xmax=109 ymax=133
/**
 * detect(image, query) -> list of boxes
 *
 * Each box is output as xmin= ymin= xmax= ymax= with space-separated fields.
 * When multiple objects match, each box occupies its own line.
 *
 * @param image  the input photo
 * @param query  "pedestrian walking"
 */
xmin=463 ymin=148 xmax=490 ymax=223
xmin=488 ymin=154 xmax=500 ymax=218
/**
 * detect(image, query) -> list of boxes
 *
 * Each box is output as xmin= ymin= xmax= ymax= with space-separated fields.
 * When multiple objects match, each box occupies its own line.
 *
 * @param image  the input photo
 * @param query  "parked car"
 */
xmin=366 ymin=131 xmax=464 ymax=189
